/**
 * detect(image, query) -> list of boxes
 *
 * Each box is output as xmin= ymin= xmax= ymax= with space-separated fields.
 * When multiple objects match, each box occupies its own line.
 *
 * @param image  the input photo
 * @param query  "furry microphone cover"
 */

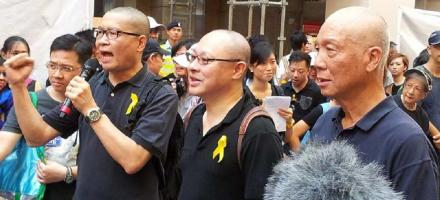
xmin=264 ymin=141 xmax=404 ymax=200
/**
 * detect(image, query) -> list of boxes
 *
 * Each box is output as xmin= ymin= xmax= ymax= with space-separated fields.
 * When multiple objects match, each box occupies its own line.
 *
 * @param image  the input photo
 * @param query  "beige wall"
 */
xmin=325 ymin=0 xmax=369 ymax=18
xmin=325 ymin=0 xmax=416 ymax=41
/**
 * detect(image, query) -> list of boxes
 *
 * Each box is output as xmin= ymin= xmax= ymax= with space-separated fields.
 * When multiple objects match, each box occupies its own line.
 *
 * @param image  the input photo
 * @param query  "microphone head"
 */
xmin=83 ymin=58 xmax=100 ymax=71
xmin=81 ymin=58 xmax=101 ymax=80
xmin=264 ymin=141 xmax=403 ymax=200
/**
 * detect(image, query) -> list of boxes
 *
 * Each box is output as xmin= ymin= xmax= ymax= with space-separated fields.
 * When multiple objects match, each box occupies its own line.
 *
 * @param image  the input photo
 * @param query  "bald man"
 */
xmin=4 ymin=7 xmax=178 ymax=199
xmin=310 ymin=7 xmax=439 ymax=199
xmin=179 ymin=30 xmax=283 ymax=200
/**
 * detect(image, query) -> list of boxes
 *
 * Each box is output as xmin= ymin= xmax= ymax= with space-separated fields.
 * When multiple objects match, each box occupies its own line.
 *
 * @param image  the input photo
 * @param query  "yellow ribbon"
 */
xmin=212 ymin=135 xmax=227 ymax=163
xmin=125 ymin=93 xmax=139 ymax=115
xmin=292 ymin=94 xmax=297 ymax=103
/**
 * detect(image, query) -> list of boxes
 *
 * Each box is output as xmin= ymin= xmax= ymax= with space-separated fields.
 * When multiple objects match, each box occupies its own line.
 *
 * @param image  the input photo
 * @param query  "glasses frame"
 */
xmin=46 ymin=61 xmax=80 ymax=73
xmin=185 ymin=51 xmax=241 ymax=65
xmin=93 ymin=28 xmax=141 ymax=40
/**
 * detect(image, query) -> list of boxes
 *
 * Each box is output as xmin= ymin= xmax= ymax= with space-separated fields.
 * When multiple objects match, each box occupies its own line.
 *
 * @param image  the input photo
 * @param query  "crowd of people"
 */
xmin=0 ymin=5 xmax=439 ymax=200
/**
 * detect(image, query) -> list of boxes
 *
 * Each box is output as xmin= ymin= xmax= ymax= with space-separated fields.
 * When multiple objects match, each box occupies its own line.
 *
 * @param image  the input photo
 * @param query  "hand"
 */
xmin=36 ymin=160 xmax=66 ymax=184
xmin=277 ymin=107 xmax=294 ymax=124
xmin=3 ymin=53 xmax=34 ymax=87
xmin=65 ymin=76 xmax=97 ymax=115
xmin=432 ymin=135 xmax=440 ymax=150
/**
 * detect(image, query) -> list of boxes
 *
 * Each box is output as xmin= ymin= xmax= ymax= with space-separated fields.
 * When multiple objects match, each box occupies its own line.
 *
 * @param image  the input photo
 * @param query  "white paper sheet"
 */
xmin=263 ymin=96 xmax=291 ymax=132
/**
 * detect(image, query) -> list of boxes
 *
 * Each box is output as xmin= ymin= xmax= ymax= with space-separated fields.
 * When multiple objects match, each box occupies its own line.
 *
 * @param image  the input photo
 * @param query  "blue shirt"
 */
xmin=311 ymin=97 xmax=439 ymax=200
xmin=417 ymin=65 xmax=440 ymax=130
xmin=0 ymin=88 xmax=13 ymax=128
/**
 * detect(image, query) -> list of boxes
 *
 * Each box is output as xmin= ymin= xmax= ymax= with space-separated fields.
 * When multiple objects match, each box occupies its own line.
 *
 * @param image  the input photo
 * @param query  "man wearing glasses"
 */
xmin=0 ymin=34 xmax=91 ymax=199
xmin=179 ymin=30 xmax=283 ymax=200
xmin=142 ymin=38 xmax=168 ymax=76
xmin=4 ymin=7 xmax=178 ymax=200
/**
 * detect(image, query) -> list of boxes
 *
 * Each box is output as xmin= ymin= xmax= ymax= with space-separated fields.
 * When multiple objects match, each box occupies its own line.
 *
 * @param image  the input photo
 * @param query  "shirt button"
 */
xmin=110 ymin=93 xmax=115 ymax=97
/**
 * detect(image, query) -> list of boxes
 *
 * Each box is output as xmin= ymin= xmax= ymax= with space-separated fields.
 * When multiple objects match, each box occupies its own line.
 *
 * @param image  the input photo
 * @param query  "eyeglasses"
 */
xmin=46 ymin=62 xmax=79 ymax=73
xmin=186 ymin=51 xmax=241 ymax=65
xmin=93 ymin=28 xmax=141 ymax=40
xmin=404 ymin=82 xmax=425 ymax=93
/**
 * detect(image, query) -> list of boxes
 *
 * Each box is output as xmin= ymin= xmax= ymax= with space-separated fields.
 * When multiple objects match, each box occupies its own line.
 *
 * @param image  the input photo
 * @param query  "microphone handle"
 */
xmin=59 ymin=98 xmax=73 ymax=118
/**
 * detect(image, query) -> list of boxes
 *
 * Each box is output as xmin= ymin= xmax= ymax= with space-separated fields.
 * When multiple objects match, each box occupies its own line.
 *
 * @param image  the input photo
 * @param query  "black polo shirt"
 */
xmin=245 ymin=84 xmax=284 ymax=106
xmin=281 ymin=79 xmax=326 ymax=122
xmin=179 ymin=90 xmax=283 ymax=200
xmin=310 ymin=97 xmax=439 ymax=200
xmin=43 ymin=67 xmax=178 ymax=200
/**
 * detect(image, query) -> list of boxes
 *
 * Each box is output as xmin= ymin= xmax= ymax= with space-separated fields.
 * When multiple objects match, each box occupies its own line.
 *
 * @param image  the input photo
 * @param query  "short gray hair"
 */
xmin=106 ymin=7 xmax=149 ymax=35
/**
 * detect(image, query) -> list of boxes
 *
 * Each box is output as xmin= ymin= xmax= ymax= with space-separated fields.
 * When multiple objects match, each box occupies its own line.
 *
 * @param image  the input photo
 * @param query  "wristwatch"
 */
xmin=85 ymin=108 xmax=103 ymax=123
xmin=64 ymin=166 xmax=74 ymax=184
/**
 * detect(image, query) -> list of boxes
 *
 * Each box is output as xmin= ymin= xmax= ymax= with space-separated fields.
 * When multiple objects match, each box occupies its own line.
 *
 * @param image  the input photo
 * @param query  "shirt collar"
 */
xmin=221 ymin=89 xmax=253 ymax=125
xmin=290 ymin=79 xmax=312 ymax=93
xmin=99 ymin=66 xmax=148 ymax=88
xmin=332 ymin=96 xmax=398 ymax=132
xmin=193 ymin=89 xmax=253 ymax=126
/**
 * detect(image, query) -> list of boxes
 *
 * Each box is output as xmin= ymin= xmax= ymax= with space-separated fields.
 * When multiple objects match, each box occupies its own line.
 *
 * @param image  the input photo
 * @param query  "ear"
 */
xmin=427 ymin=45 xmax=432 ymax=56
xmin=232 ymin=62 xmax=247 ymax=80
xmin=365 ymin=46 xmax=383 ymax=72
xmin=138 ymin=35 xmax=147 ymax=52
xmin=147 ymin=54 xmax=155 ymax=63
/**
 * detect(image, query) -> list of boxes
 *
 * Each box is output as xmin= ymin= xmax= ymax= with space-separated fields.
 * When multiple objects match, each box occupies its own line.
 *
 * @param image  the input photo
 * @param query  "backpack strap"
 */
xmin=183 ymin=102 xmax=203 ymax=131
xmin=122 ymin=72 xmax=168 ymax=192
xmin=29 ymin=92 xmax=45 ymax=162
xmin=124 ymin=73 xmax=166 ymax=134
xmin=29 ymin=92 xmax=38 ymax=108
xmin=237 ymin=106 xmax=271 ymax=170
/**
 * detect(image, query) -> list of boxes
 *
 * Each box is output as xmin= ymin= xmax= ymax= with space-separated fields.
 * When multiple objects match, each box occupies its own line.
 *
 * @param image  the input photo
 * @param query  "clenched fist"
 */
xmin=3 ymin=53 xmax=34 ymax=87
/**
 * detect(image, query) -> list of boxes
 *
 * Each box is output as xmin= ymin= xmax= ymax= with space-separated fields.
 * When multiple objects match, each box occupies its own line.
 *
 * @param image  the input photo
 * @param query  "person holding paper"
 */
xmin=245 ymin=39 xmax=294 ymax=153
xmin=279 ymin=99 xmax=338 ymax=152
xmin=245 ymin=38 xmax=284 ymax=105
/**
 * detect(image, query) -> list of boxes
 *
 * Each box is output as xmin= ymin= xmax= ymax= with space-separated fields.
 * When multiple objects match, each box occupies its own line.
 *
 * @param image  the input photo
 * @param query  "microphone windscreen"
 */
xmin=80 ymin=58 xmax=101 ymax=81
xmin=83 ymin=58 xmax=100 ymax=71
xmin=264 ymin=141 xmax=403 ymax=200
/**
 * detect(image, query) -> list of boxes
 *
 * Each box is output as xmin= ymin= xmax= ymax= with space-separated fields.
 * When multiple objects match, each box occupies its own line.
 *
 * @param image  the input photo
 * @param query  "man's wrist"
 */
xmin=8 ymin=82 xmax=27 ymax=90
xmin=286 ymin=119 xmax=295 ymax=129
xmin=85 ymin=107 xmax=103 ymax=124
xmin=64 ymin=166 xmax=74 ymax=183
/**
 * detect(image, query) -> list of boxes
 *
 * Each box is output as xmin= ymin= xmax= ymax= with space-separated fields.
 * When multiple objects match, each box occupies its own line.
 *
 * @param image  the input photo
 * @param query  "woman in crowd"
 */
xmin=0 ymin=57 xmax=13 ymax=128
xmin=246 ymin=40 xmax=284 ymax=104
xmin=393 ymin=68 xmax=440 ymax=151
xmin=1 ymin=36 xmax=42 ymax=91
xmin=385 ymin=53 xmax=409 ymax=96
xmin=171 ymin=39 xmax=198 ymax=117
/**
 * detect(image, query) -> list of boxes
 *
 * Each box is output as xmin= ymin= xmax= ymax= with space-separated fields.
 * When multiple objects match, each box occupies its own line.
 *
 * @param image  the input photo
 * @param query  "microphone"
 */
xmin=264 ymin=141 xmax=403 ymax=200
xmin=59 ymin=58 xmax=100 ymax=118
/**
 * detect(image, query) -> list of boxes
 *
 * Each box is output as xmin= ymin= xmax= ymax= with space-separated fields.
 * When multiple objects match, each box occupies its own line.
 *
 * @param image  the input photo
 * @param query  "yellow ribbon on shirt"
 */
xmin=212 ymin=135 xmax=227 ymax=163
xmin=125 ymin=93 xmax=138 ymax=115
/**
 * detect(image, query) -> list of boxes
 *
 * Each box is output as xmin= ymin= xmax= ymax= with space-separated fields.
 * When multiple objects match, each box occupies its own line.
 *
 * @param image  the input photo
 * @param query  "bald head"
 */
xmin=325 ymin=7 xmax=389 ymax=68
xmin=106 ymin=7 xmax=149 ymax=35
xmin=200 ymin=30 xmax=251 ymax=65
